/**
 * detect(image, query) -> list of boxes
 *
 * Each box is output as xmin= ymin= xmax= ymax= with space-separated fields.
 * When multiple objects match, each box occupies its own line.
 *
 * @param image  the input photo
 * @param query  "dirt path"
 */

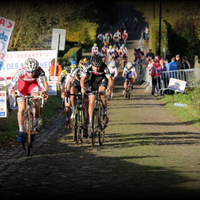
xmin=1 ymin=68 xmax=200 ymax=198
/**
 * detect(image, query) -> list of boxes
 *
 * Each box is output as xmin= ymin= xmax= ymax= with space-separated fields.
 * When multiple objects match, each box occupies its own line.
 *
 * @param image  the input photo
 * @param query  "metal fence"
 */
xmin=135 ymin=66 xmax=200 ymax=95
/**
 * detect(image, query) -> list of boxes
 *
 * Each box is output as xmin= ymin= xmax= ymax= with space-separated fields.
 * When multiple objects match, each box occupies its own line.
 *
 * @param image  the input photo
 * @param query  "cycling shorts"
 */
xmin=17 ymin=79 xmax=40 ymax=102
xmin=124 ymin=71 xmax=134 ymax=81
xmin=89 ymin=75 xmax=108 ymax=93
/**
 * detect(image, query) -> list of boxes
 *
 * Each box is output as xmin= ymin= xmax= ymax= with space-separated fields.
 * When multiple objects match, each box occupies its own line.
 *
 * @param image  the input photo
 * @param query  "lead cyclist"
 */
xmin=9 ymin=58 xmax=48 ymax=143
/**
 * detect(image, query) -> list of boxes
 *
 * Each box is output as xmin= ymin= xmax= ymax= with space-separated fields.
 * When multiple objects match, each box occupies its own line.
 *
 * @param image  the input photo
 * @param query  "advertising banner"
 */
xmin=0 ymin=91 xmax=7 ymax=117
xmin=0 ymin=16 xmax=15 ymax=70
xmin=1 ymin=49 xmax=57 ymax=79
xmin=168 ymin=78 xmax=186 ymax=93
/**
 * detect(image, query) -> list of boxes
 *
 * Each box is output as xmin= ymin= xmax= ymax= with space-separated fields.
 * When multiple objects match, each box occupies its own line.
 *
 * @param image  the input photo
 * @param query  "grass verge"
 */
xmin=161 ymin=87 xmax=200 ymax=127
xmin=0 ymin=92 xmax=62 ymax=148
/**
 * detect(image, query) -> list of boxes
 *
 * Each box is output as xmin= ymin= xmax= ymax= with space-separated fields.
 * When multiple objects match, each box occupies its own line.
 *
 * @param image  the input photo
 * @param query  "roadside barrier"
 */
xmin=140 ymin=67 xmax=200 ymax=95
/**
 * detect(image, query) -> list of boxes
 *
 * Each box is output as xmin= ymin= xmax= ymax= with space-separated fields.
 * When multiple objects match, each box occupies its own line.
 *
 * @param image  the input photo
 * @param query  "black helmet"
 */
xmin=91 ymin=55 xmax=102 ymax=67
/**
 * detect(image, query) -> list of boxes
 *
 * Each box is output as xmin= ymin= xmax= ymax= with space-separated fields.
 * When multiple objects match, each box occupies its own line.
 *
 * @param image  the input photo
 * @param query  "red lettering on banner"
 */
xmin=0 ymin=93 xmax=5 ymax=97
xmin=0 ymin=19 xmax=5 ymax=27
xmin=0 ymin=18 xmax=13 ymax=28
xmin=7 ymin=22 xmax=12 ymax=28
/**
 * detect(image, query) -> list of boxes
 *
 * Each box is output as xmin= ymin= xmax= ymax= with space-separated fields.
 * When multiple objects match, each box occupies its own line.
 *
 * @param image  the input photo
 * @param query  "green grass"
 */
xmin=0 ymin=92 xmax=62 ymax=147
xmin=161 ymin=87 xmax=200 ymax=126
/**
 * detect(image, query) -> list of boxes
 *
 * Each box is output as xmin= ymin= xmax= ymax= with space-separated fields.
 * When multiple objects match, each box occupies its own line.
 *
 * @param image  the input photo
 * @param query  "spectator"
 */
xmin=146 ymin=49 xmax=155 ymax=59
xmin=160 ymin=59 xmax=170 ymax=93
xmin=49 ymin=59 xmax=62 ymax=76
xmin=182 ymin=56 xmax=191 ymax=69
xmin=182 ymin=56 xmax=191 ymax=82
xmin=175 ymin=54 xmax=183 ymax=70
xmin=151 ymin=58 xmax=162 ymax=96
xmin=169 ymin=57 xmax=178 ymax=78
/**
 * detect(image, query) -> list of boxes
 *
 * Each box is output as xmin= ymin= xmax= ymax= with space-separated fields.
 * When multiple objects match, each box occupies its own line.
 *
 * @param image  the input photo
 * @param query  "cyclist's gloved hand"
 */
xmin=42 ymin=91 xmax=49 ymax=100
xmin=81 ymin=87 xmax=86 ymax=93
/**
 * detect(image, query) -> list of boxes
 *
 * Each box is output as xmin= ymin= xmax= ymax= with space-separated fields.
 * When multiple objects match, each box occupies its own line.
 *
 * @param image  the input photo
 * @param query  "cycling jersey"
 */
xmin=70 ymin=66 xmax=82 ymax=81
xmin=9 ymin=67 xmax=47 ymax=96
xmin=123 ymin=66 xmax=136 ymax=74
xmin=108 ymin=66 xmax=118 ymax=79
xmin=123 ymin=66 xmax=136 ymax=81
xmin=82 ymin=62 xmax=111 ymax=79
xmin=91 ymin=46 xmax=98 ymax=55
xmin=82 ymin=62 xmax=111 ymax=92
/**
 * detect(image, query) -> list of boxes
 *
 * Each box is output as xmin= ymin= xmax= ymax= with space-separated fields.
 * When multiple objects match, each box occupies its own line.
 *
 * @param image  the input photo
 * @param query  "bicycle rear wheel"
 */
xmin=98 ymin=106 xmax=105 ymax=146
xmin=75 ymin=110 xmax=83 ymax=144
xmin=72 ymin=111 xmax=77 ymax=143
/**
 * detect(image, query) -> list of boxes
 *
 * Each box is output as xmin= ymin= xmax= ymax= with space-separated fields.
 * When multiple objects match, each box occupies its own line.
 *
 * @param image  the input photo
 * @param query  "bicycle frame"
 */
xmin=124 ymin=79 xmax=132 ymax=100
xmin=91 ymin=91 xmax=105 ymax=147
xmin=68 ymin=93 xmax=85 ymax=144
xmin=15 ymin=93 xmax=43 ymax=156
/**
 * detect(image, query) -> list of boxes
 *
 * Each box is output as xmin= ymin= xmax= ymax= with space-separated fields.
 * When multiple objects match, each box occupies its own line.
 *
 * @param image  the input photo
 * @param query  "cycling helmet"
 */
xmin=90 ymin=55 xmax=102 ymax=67
xmin=93 ymin=43 xmax=97 ymax=46
xmin=24 ymin=58 xmax=39 ymax=72
xmin=83 ymin=58 xmax=88 ymax=63
xmin=109 ymin=61 xmax=115 ymax=68
xmin=109 ymin=45 xmax=112 ymax=49
xmin=126 ymin=62 xmax=132 ymax=68
xmin=121 ymin=44 xmax=125 ymax=48
xmin=71 ymin=61 xmax=76 ymax=65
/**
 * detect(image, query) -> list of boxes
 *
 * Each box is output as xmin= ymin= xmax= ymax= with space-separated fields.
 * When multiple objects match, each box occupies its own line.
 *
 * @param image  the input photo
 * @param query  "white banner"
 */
xmin=168 ymin=78 xmax=186 ymax=93
xmin=0 ymin=91 xmax=7 ymax=117
xmin=0 ymin=16 xmax=15 ymax=71
xmin=1 ymin=49 xmax=57 ymax=79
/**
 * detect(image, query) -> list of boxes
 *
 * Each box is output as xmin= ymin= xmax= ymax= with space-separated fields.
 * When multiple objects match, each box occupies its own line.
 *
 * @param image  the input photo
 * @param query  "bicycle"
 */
xmin=14 ymin=93 xmax=44 ymax=156
xmin=67 ymin=92 xmax=86 ymax=144
xmin=90 ymin=91 xmax=106 ymax=147
xmin=124 ymin=79 xmax=132 ymax=100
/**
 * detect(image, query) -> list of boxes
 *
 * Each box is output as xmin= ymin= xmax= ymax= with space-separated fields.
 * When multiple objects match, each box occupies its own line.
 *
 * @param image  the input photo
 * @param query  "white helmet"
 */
xmin=126 ymin=62 xmax=132 ymax=68
xmin=24 ymin=58 xmax=39 ymax=72
xmin=109 ymin=61 xmax=115 ymax=68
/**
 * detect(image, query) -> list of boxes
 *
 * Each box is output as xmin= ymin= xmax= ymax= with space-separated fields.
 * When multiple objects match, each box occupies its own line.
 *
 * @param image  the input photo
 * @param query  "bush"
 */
xmin=65 ymin=20 xmax=99 ymax=45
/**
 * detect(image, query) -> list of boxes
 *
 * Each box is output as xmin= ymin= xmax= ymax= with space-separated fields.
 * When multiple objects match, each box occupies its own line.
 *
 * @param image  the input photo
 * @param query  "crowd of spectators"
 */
xmin=133 ymin=48 xmax=192 ymax=96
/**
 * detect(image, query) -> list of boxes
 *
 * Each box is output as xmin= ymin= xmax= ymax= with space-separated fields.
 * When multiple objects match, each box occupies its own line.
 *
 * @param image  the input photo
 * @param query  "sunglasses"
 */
xmin=27 ymin=71 xmax=36 ymax=73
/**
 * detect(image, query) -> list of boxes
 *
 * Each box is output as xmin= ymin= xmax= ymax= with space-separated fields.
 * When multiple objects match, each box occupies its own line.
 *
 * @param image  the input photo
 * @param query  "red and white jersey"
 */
xmin=9 ymin=67 xmax=46 ymax=94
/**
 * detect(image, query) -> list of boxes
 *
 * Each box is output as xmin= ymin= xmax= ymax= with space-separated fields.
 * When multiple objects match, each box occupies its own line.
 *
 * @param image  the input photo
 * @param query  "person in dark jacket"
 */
xmin=175 ymin=54 xmax=183 ymax=70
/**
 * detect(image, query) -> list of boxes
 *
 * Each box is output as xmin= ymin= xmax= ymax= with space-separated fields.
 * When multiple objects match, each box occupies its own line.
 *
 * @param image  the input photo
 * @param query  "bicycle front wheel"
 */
xmin=25 ymin=111 xmax=34 ymax=156
xmin=91 ymin=108 xmax=98 ymax=147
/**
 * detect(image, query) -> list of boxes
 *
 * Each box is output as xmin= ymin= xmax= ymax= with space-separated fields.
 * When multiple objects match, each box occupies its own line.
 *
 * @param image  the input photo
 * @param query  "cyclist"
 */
xmin=66 ymin=59 xmax=90 ymax=131
xmin=113 ymin=29 xmax=121 ymax=47
xmin=57 ymin=66 xmax=71 ymax=129
xmin=118 ymin=44 xmax=128 ymax=68
xmin=122 ymin=61 xmax=137 ymax=92
xmin=80 ymin=54 xmax=112 ymax=137
xmin=91 ymin=43 xmax=99 ymax=56
xmin=107 ymin=45 xmax=114 ymax=63
xmin=122 ymin=30 xmax=128 ymax=45
xmin=108 ymin=60 xmax=118 ymax=99
xmin=9 ymin=58 xmax=48 ymax=143
xmin=99 ymin=45 xmax=107 ymax=63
